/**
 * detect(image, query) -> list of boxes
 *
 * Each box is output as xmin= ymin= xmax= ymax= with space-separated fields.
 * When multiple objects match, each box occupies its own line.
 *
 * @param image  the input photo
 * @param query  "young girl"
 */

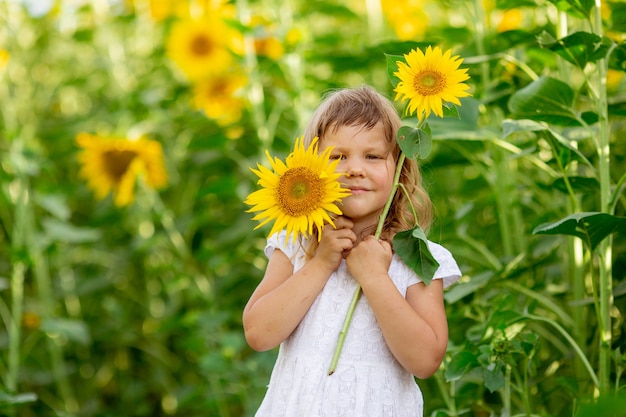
xmin=243 ymin=86 xmax=461 ymax=417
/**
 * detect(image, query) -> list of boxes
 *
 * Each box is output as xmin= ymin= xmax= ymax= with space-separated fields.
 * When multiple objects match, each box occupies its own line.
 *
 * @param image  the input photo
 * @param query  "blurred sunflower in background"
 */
xmin=496 ymin=8 xmax=523 ymax=32
xmin=146 ymin=0 xmax=189 ymax=21
xmin=166 ymin=16 xmax=239 ymax=81
xmin=76 ymin=133 xmax=168 ymax=207
xmin=191 ymin=70 xmax=248 ymax=126
xmin=0 ymin=49 xmax=9 ymax=68
xmin=249 ymin=15 xmax=285 ymax=60
xmin=245 ymin=137 xmax=350 ymax=243
xmin=394 ymin=46 xmax=471 ymax=120
xmin=381 ymin=0 xmax=430 ymax=41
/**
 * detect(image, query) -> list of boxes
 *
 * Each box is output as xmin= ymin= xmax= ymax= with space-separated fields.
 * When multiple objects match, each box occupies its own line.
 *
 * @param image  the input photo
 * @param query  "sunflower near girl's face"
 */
xmin=394 ymin=46 xmax=471 ymax=120
xmin=245 ymin=137 xmax=351 ymax=243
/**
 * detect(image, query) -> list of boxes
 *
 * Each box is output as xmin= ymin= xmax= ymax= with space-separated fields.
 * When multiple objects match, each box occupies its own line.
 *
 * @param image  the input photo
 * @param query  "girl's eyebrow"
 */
xmin=361 ymin=144 xmax=389 ymax=154
xmin=327 ymin=145 xmax=388 ymax=155
xmin=327 ymin=145 xmax=348 ymax=153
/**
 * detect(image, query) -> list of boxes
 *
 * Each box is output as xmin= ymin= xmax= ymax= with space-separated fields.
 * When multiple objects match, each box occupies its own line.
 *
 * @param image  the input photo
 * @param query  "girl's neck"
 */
xmin=348 ymin=218 xmax=378 ymax=243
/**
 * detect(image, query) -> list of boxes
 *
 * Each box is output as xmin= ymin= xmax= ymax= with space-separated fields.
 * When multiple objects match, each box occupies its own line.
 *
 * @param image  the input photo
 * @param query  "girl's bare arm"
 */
xmin=243 ymin=218 xmax=356 ymax=351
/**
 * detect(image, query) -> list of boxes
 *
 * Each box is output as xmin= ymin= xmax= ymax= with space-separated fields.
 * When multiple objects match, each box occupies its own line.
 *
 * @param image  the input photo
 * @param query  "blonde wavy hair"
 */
xmin=301 ymin=86 xmax=433 ymax=250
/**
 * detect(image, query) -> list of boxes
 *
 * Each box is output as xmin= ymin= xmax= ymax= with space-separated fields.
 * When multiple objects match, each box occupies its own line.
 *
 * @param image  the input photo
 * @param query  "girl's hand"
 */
xmin=346 ymin=235 xmax=393 ymax=286
xmin=313 ymin=216 xmax=357 ymax=273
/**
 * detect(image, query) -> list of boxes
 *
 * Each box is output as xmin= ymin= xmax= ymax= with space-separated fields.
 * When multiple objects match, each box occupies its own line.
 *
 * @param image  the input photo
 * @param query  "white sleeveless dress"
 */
xmin=254 ymin=231 xmax=462 ymax=417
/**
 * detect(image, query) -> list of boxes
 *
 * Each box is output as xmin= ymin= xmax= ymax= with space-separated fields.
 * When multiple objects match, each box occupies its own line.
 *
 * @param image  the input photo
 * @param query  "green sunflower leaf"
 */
xmin=393 ymin=226 xmax=439 ymax=286
xmin=385 ymin=53 xmax=405 ymax=88
xmin=538 ymin=30 xmax=612 ymax=68
xmin=445 ymin=350 xmax=480 ymax=381
xmin=533 ymin=212 xmax=626 ymax=251
xmin=546 ymin=0 xmax=594 ymax=19
xmin=508 ymin=76 xmax=581 ymax=126
xmin=441 ymin=103 xmax=460 ymax=119
xmin=397 ymin=125 xmax=432 ymax=160
xmin=482 ymin=363 xmax=507 ymax=393
xmin=502 ymin=118 xmax=594 ymax=170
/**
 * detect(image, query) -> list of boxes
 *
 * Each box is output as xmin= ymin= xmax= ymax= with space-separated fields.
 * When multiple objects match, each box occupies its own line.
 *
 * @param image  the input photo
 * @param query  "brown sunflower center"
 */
xmin=190 ymin=35 xmax=214 ymax=57
xmin=414 ymin=70 xmax=445 ymax=96
xmin=277 ymin=167 xmax=324 ymax=216
xmin=209 ymin=79 xmax=228 ymax=96
xmin=102 ymin=150 xmax=138 ymax=181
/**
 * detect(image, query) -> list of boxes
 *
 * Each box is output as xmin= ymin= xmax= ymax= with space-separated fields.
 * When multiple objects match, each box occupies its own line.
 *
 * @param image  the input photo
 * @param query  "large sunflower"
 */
xmin=76 ymin=133 xmax=168 ymax=206
xmin=394 ymin=46 xmax=471 ymax=120
xmin=245 ymin=137 xmax=350 ymax=243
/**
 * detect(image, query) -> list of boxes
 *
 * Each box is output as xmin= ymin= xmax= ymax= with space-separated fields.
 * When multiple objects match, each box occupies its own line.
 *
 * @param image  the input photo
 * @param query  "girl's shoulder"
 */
xmin=428 ymin=240 xmax=462 ymax=286
xmin=265 ymin=231 xmax=307 ymax=262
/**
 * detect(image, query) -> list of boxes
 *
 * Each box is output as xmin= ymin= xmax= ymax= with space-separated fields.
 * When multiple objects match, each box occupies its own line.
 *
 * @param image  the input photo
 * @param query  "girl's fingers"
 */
xmin=331 ymin=216 xmax=353 ymax=230
xmin=376 ymin=237 xmax=392 ymax=251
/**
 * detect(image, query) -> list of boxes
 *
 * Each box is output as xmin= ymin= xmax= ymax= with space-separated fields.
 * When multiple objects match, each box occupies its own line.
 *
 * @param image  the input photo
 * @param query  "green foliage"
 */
xmin=0 ymin=1 xmax=625 ymax=417
xmin=534 ymin=212 xmax=626 ymax=250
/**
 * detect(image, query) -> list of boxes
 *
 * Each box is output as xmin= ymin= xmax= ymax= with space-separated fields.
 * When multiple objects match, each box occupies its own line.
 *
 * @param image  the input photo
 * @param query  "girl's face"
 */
xmin=321 ymin=122 xmax=396 ymax=234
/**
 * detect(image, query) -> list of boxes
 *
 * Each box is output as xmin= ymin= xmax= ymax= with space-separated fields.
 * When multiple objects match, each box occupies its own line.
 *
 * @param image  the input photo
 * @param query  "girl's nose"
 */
xmin=343 ymin=159 xmax=364 ymax=178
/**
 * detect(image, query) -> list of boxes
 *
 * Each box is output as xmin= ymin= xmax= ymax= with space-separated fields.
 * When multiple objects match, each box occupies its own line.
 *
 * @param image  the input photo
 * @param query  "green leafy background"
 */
xmin=1 ymin=1 xmax=625 ymax=416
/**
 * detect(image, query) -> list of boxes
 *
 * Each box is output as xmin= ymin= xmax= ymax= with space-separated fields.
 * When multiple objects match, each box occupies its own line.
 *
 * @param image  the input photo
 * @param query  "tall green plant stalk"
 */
xmin=591 ymin=0 xmax=613 ymax=395
xmin=433 ymin=371 xmax=457 ymax=415
xmin=2 ymin=6 xmax=77 ymax=410
xmin=7 ymin=163 xmax=78 ymax=413
xmin=1 ymin=2 xmax=23 ymax=398
xmin=7 ymin=265 xmax=24 ymax=394
xmin=555 ymin=7 xmax=589 ymax=386
xmin=32 ymin=251 xmax=79 ymax=414
xmin=526 ymin=313 xmax=600 ymax=388
xmin=7 ymin=172 xmax=28 ymax=394
xmin=364 ymin=0 xmax=384 ymax=44
xmin=503 ymin=364 xmax=512 ymax=417
xmin=470 ymin=0 xmax=523 ymax=258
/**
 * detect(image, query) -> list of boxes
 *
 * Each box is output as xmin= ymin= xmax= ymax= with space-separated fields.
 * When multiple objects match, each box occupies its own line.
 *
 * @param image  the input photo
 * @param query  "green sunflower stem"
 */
xmin=328 ymin=153 xmax=407 ymax=375
xmin=374 ymin=153 xmax=406 ymax=239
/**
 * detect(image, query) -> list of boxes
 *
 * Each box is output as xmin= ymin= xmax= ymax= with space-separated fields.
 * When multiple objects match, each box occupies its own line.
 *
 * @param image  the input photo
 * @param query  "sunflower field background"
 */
xmin=1 ymin=0 xmax=625 ymax=416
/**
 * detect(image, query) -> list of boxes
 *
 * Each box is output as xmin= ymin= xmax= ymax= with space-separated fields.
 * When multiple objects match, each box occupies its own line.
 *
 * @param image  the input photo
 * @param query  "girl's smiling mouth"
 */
xmin=348 ymin=186 xmax=368 ymax=194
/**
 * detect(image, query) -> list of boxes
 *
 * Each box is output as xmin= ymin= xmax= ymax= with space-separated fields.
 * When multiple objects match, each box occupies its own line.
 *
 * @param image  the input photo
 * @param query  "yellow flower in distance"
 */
xmin=381 ymin=0 xmax=429 ymax=40
xmin=245 ymin=137 xmax=350 ymax=243
xmin=0 ymin=49 xmax=9 ymax=68
xmin=254 ymin=36 xmax=285 ymax=60
xmin=147 ymin=0 xmax=189 ymax=21
xmin=192 ymin=70 xmax=248 ymax=126
xmin=248 ymin=15 xmax=285 ymax=60
xmin=166 ymin=17 xmax=236 ymax=81
xmin=497 ymin=8 xmax=523 ymax=32
xmin=76 ymin=133 xmax=168 ymax=206
xmin=394 ymin=46 xmax=471 ymax=120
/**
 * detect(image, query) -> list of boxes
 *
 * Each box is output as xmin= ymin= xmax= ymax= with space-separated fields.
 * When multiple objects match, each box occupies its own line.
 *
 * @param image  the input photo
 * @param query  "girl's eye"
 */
xmin=366 ymin=154 xmax=381 ymax=159
xmin=330 ymin=154 xmax=345 ymax=160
